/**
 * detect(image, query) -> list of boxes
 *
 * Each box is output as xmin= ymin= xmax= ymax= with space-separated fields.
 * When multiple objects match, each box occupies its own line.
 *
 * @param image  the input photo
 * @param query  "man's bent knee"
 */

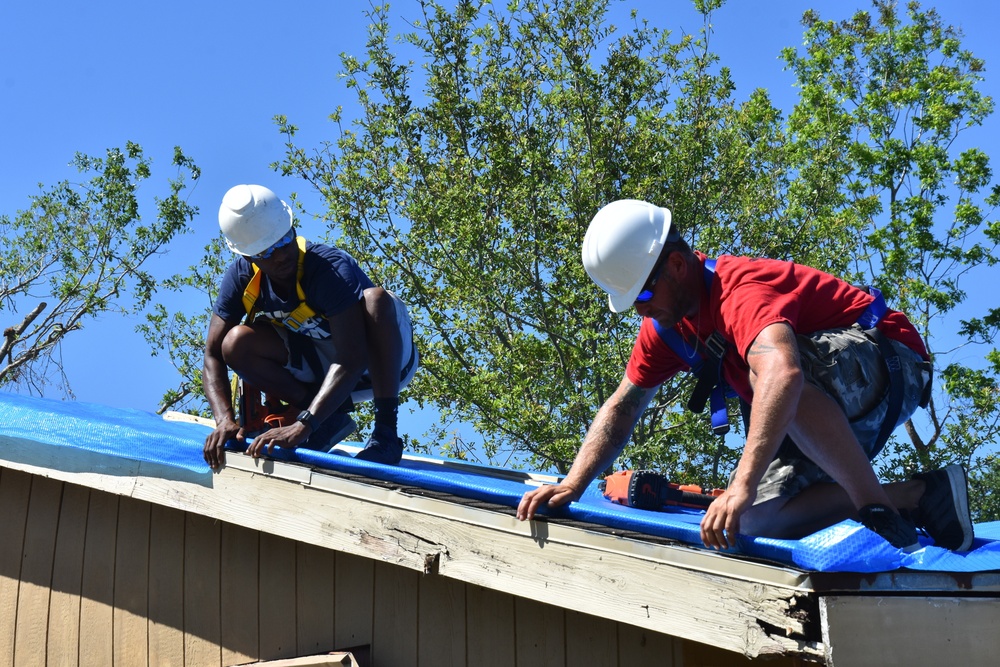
xmin=740 ymin=496 xmax=792 ymax=538
xmin=221 ymin=323 xmax=284 ymax=371
xmin=220 ymin=325 xmax=254 ymax=368
xmin=363 ymin=287 xmax=396 ymax=321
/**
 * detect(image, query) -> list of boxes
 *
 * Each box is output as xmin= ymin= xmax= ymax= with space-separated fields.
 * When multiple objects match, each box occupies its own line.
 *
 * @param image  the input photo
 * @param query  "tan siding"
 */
xmin=618 ymin=622 xmax=681 ymax=665
xmin=418 ymin=573 xmax=466 ymax=667
xmin=0 ymin=468 xmax=32 ymax=666
xmin=0 ymin=466 xmax=750 ymax=667
xmin=466 ymin=585 xmax=516 ymax=667
xmin=259 ymin=531 xmax=298 ymax=660
xmin=78 ymin=491 xmax=118 ymax=666
xmin=372 ymin=562 xmax=419 ymax=667
xmin=220 ymin=522 xmax=259 ymax=666
xmin=148 ymin=504 xmax=186 ymax=667
xmin=114 ymin=497 xmax=151 ymax=666
xmin=47 ymin=483 xmax=90 ymax=666
xmin=334 ymin=552 xmax=373 ymax=650
xmin=16 ymin=475 xmax=62 ymax=667
xmin=183 ymin=513 xmax=221 ymax=666
xmin=296 ymin=542 xmax=336 ymax=656
xmin=566 ymin=609 xmax=619 ymax=666
xmin=514 ymin=596 xmax=565 ymax=667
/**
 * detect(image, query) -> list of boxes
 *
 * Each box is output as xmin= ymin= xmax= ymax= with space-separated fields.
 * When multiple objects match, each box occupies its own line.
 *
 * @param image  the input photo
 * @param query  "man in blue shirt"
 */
xmin=202 ymin=184 xmax=418 ymax=468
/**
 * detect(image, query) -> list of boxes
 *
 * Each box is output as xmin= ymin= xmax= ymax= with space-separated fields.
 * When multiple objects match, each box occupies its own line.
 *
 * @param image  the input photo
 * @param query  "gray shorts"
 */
xmin=274 ymin=290 xmax=418 ymax=403
xmin=752 ymin=325 xmax=931 ymax=504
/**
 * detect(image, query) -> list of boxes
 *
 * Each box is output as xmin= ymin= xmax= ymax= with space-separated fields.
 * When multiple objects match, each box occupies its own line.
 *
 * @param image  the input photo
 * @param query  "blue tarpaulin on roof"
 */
xmin=2 ymin=391 xmax=999 ymax=573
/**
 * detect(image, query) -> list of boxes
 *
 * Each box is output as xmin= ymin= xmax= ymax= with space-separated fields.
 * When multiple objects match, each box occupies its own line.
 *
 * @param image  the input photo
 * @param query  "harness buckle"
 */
xmin=703 ymin=331 xmax=728 ymax=361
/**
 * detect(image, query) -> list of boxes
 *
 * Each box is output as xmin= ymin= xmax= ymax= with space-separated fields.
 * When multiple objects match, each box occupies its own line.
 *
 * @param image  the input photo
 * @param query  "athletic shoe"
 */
xmin=858 ymin=504 xmax=920 ymax=552
xmin=911 ymin=464 xmax=975 ymax=551
xmin=299 ymin=413 xmax=357 ymax=452
xmin=354 ymin=424 xmax=404 ymax=465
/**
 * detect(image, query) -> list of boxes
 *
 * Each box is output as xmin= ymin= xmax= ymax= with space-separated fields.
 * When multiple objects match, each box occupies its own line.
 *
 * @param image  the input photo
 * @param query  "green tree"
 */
xmin=0 ymin=143 xmax=200 ymax=396
xmin=780 ymin=0 xmax=1000 ymax=519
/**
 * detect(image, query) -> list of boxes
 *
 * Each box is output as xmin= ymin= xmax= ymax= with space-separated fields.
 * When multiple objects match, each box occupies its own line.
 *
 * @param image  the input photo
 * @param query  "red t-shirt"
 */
xmin=625 ymin=254 xmax=928 ymax=401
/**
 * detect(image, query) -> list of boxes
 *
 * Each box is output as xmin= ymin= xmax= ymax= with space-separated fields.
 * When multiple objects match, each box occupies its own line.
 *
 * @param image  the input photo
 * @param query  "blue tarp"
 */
xmin=3 ymin=391 xmax=999 ymax=573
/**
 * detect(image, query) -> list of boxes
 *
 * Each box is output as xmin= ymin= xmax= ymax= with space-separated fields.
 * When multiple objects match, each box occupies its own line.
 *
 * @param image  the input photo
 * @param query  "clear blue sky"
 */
xmin=2 ymin=1 xmax=998 ymax=436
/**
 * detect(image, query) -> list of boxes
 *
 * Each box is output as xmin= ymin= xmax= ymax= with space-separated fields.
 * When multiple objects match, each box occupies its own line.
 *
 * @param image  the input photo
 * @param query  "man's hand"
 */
xmin=203 ymin=417 xmax=242 ymax=470
xmin=517 ymin=483 xmax=582 ymax=521
xmin=245 ymin=422 xmax=311 ymax=459
xmin=699 ymin=484 xmax=756 ymax=550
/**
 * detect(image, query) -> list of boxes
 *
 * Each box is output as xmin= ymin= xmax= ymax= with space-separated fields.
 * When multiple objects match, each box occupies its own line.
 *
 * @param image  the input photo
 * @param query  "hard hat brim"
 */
xmin=608 ymin=289 xmax=640 ymax=313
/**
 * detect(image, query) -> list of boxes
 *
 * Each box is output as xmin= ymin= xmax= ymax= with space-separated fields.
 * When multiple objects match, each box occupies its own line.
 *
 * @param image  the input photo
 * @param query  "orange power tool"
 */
xmin=599 ymin=470 xmax=724 ymax=510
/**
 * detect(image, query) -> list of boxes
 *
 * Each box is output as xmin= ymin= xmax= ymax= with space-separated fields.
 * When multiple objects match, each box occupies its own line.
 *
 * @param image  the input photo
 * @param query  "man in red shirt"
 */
xmin=518 ymin=199 xmax=974 ymax=552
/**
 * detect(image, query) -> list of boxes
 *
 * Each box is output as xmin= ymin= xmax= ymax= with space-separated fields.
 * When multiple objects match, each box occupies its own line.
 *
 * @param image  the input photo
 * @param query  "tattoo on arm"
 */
xmin=747 ymin=325 xmax=801 ymax=366
xmin=598 ymin=382 xmax=650 ymax=447
xmin=747 ymin=339 xmax=778 ymax=358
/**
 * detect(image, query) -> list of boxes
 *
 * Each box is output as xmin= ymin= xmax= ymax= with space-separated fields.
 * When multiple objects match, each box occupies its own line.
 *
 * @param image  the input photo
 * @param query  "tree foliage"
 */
xmin=1 ymin=143 xmax=199 ymax=397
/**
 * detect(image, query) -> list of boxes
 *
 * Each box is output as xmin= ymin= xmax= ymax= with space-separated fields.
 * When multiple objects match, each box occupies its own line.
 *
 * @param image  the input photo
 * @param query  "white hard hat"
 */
xmin=582 ymin=199 xmax=675 ymax=312
xmin=218 ymin=184 xmax=294 ymax=256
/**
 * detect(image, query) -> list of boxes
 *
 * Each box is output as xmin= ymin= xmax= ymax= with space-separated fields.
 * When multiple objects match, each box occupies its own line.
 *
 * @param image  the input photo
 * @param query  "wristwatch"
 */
xmin=296 ymin=410 xmax=321 ymax=433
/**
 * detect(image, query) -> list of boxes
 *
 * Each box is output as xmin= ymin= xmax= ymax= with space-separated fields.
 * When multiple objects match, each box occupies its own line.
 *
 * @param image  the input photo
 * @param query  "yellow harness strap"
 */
xmin=241 ymin=236 xmax=317 ymax=331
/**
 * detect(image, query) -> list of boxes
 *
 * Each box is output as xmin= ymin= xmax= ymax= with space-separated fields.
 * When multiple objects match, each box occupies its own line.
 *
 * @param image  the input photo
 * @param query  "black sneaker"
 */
xmin=911 ymin=465 xmax=974 ymax=551
xmin=299 ymin=413 xmax=357 ymax=452
xmin=355 ymin=424 xmax=404 ymax=465
xmin=858 ymin=504 xmax=920 ymax=552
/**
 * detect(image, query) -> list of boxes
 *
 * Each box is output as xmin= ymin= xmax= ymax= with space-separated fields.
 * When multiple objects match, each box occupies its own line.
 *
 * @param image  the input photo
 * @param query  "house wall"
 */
xmin=0 ymin=466 xmax=765 ymax=667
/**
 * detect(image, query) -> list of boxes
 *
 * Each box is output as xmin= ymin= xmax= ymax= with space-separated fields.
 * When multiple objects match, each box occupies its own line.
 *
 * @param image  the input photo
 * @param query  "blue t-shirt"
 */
xmin=213 ymin=241 xmax=375 ymax=340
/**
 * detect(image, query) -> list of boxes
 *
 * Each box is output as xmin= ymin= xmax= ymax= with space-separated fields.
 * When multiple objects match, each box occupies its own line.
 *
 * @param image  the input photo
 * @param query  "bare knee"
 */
xmin=221 ymin=324 xmax=285 ymax=373
xmin=363 ymin=287 xmax=396 ymax=324
xmin=220 ymin=325 xmax=255 ymax=370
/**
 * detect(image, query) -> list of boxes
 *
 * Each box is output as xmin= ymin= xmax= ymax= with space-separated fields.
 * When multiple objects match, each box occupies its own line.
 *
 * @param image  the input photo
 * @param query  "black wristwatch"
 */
xmin=296 ymin=410 xmax=321 ymax=433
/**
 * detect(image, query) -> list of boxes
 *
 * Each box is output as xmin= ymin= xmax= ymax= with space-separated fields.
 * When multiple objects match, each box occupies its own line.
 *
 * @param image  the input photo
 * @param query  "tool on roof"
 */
xmin=600 ymin=470 xmax=724 ymax=510
xmin=231 ymin=375 xmax=296 ymax=438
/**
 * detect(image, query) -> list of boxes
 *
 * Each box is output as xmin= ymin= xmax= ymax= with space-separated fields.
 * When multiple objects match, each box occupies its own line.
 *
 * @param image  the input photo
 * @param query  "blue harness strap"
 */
xmin=650 ymin=259 xmax=734 ymax=436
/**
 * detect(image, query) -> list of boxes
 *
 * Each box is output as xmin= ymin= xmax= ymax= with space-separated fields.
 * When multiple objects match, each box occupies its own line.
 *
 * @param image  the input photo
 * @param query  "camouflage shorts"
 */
xmin=754 ymin=325 xmax=932 ymax=504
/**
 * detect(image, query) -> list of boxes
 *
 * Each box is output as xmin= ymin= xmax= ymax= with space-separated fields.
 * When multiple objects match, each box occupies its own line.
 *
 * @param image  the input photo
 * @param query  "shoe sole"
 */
xmin=943 ymin=464 xmax=975 ymax=551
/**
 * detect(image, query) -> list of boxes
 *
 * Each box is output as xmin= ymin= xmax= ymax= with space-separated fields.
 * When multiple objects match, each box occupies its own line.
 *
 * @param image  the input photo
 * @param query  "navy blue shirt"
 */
xmin=213 ymin=241 xmax=374 ymax=340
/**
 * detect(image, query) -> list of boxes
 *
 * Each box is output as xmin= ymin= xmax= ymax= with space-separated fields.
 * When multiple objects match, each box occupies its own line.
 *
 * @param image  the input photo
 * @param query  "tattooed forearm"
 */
xmin=595 ymin=380 xmax=652 ymax=448
xmin=613 ymin=381 xmax=648 ymax=415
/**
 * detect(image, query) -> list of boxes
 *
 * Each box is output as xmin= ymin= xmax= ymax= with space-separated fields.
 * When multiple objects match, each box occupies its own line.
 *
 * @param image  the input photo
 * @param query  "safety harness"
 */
xmin=651 ymin=259 xmax=735 ymax=436
xmin=242 ymin=235 xmax=316 ymax=330
xmin=649 ymin=259 xmax=907 ymax=454
xmin=240 ymin=235 xmax=418 ymax=388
